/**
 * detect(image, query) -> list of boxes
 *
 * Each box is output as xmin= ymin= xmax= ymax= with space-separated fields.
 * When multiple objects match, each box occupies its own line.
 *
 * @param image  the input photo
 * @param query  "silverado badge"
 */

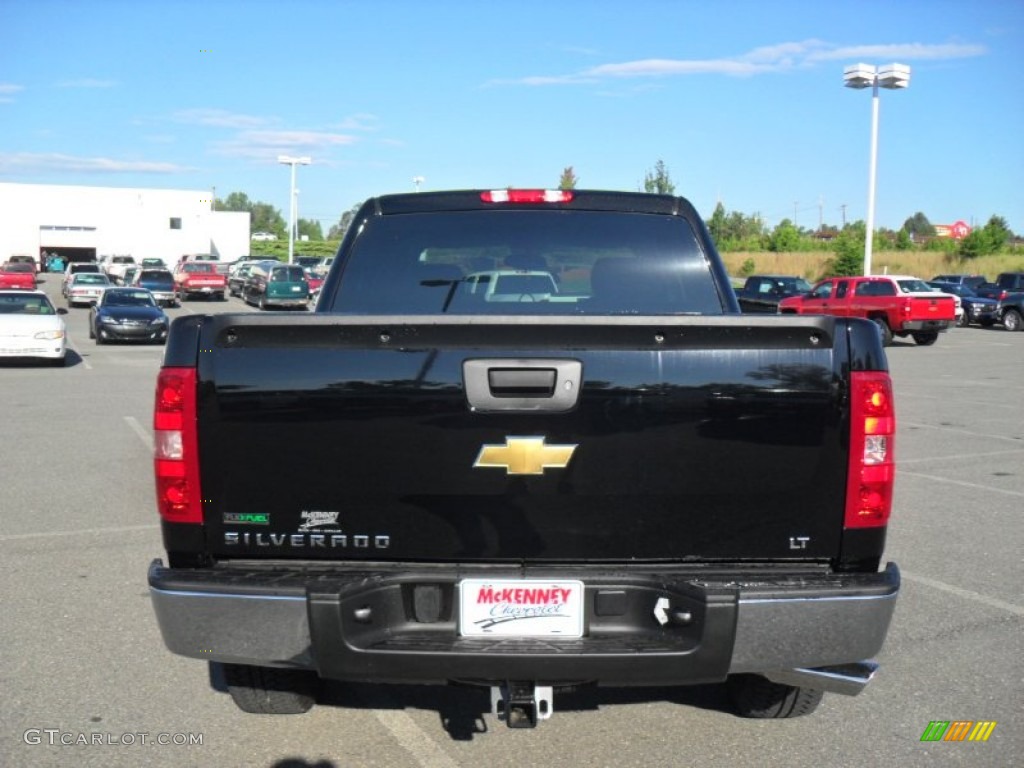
xmin=473 ymin=437 xmax=577 ymax=476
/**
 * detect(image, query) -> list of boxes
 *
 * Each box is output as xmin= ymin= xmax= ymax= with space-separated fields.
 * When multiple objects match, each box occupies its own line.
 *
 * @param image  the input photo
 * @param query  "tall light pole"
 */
xmin=278 ymin=155 xmax=311 ymax=264
xmin=844 ymin=63 xmax=910 ymax=276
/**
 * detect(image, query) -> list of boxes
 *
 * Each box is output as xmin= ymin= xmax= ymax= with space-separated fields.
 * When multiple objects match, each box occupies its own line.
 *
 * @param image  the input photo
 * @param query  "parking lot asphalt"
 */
xmin=1 ymin=275 xmax=1021 ymax=767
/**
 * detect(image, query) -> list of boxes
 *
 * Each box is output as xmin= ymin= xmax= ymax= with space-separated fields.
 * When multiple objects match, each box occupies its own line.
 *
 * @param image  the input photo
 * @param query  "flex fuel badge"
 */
xmin=222 ymin=512 xmax=270 ymax=525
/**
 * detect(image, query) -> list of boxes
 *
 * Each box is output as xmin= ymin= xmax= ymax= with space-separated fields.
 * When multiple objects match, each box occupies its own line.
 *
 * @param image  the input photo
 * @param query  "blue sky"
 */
xmin=2 ymin=0 xmax=1022 ymax=234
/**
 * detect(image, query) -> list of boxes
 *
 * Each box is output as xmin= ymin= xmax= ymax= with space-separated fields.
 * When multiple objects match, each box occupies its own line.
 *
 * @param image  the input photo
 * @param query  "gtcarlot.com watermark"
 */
xmin=24 ymin=729 xmax=203 ymax=747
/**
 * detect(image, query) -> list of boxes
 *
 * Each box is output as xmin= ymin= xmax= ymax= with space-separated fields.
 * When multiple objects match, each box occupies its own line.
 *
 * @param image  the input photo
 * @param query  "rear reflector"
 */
xmin=844 ymin=371 xmax=895 ymax=529
xmin=481 ymin=189 xmax=575 ymax=204
xmin=153 ymin=367 xmax=202 ymax=524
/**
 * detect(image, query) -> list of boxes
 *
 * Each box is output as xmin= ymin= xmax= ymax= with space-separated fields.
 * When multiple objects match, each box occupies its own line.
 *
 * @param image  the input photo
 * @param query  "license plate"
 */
xmin=291 ymin=285 xmax=301 ymax=292
xmin=459 ymin=579 xmax=584 ymax=637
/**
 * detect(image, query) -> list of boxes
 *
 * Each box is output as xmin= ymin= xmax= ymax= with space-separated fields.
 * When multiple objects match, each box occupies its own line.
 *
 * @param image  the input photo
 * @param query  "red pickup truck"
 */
xmin=779 ymin=275 xmax=956 ymax=346
xmin=173 ymin=262 xmax=227 ymax=302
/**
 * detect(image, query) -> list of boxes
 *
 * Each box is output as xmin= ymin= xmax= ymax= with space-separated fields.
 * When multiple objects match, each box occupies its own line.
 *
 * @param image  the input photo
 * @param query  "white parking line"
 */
xmin=372 ymin=709 xmax=459 ymax=768
xmin=0 ymin=524 xmax=159 ymax=542
xmin=124 ymin=415 xmax=152 ymax=450
xmin=898 ymin=469 xmax=1024 ymax=498
xmin=65 ymin=339 xmax=92 ymax=370
xmin=900 ymin=420 xmax=1024 ymax=443
xmin=898 ymin=448 xmax=1024 ymax=466
xmin=901 ymin=570 xmax=1024 ymax=617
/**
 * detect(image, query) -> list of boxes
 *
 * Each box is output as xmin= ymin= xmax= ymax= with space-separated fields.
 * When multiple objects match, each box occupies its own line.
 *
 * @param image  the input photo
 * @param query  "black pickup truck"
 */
xmin=734 ymin=274 xmax=813 ymax=313
xmin=975 ymin=272 xmax=1024 ymax=332
xmin=148 ymin=189 xmax=899 ymax=727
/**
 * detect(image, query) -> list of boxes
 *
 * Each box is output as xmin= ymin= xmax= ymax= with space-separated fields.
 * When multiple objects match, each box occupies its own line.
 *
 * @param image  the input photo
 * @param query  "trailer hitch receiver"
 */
xmin=491 ymin=682 xmax=553 ymax=728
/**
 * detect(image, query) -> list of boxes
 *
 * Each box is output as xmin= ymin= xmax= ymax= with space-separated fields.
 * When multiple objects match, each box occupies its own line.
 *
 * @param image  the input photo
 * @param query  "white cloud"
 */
xmin=213 ymin=130 xmax=358 ymax=160
xmin=586 ymin=58 xmax=768 ymax=78
xmin=494 ymin=39 xmax=987 ymax=86
xmin=808 ymin=43 xmax=987 ymax=62
xmin=0 ymin=152 xmax=191 ymax=174
xmin=334 ymin=113 xmax=379 ymax=131
xmin=0 ymin=83 xmax=25 ymax=102
xmin=172 ymin=108 xmax=269 ymax=128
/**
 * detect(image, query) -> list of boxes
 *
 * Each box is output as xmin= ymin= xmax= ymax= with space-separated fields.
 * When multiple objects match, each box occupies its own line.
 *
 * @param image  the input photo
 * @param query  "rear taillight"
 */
xmin=154 ymin=367 xmax=202 ymax=523
xmin=480 ymin=189 xmax=574 ymax=204
xmin=844 ymin=371 xmax=895 ymax=529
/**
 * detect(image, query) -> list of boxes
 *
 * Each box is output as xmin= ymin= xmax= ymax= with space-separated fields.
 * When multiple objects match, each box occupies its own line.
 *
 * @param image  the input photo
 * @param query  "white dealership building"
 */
xmin=0 ymin=182 xmax=250 ymax=268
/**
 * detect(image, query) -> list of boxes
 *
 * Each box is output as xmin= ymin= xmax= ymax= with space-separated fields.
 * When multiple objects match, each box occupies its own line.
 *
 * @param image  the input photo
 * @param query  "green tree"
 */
xmin=297 ymin=218 xmax=323 ymax=241
xmin=327 ymin=203 xmax=362 ymax=240
xmin=707 ymin=202 xmax=727 ymax=244
xmin=826 ymin=226 xmax=866 ymax=276
xmin=902 ymin=211 xmax=935 ymax=238
xmin=558 ymin=166 xmax=578 ymax=190
xmin=769 ymin=219 xmax=801 ymax=252
xmin=981 ymin=215 xmax=1011 ymax=252
xmin=958 ymin=230 xmax=987 ymax=260
xmin=251 ymin=202 xmax=286 ymax=238
xmin=895 ymin=228 xmax=912 ymax=251
xmin=959 ymin=215 xmax=1012 ymax=259
xmin=216 ymin=191 xmax=252 ymax=212
xmin=214 ymin=191 xmax=286 ymax=237
xmin=642 ymin=159 xmax=675 ymax=195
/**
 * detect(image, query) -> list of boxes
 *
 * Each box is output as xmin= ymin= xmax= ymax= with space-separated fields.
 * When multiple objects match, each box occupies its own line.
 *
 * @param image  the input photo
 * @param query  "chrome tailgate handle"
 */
xmin=463 ymin=359 xmax=582 ymax=412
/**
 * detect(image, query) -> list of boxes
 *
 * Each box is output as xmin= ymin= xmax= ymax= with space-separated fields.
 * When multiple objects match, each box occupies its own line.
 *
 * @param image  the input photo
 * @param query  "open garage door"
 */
xmin=40 ymin=225 xmax=98 ymax=264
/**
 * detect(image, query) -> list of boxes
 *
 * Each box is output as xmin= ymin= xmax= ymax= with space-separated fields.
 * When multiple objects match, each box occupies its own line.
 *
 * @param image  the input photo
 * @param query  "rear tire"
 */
xmin=727 ymin=674 xmax=824 ymax=719
xmin=1003 ymin=308 xmax=1023 ymax=332
xmin=222 ymin=664 xmax=317 ymax=715
xmin=871 ymin=316 xmax=893 ymax=347
xmin=912 ymin=332 xmax=939 ymax=346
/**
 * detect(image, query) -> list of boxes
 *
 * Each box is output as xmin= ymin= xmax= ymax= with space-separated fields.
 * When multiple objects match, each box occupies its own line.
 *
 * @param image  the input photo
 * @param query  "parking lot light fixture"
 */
xmin=843 ymin=63 xmax=910 ymax=276
xmin=277 ymin=155 xmax=312 ymax=265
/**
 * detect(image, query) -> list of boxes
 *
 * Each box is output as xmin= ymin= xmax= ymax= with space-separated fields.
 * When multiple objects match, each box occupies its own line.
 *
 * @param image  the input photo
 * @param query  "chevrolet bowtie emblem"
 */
xmin=473 ymin=437 xmax=577 ymax=475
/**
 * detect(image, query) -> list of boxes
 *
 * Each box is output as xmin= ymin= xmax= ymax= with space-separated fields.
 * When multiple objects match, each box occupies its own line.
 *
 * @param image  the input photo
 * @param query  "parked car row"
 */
xmin=740 ymin=270 xmax=1024 ymax=340
xmin=926 ymin=282 xmax=1000 ymax=328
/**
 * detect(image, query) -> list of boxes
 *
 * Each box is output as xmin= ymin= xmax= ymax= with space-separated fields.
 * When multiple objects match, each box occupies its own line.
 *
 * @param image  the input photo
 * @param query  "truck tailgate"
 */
xmin=187 ymin=313 xmax=855 ymax=563
xmin=907 ymin=295 xmax=955 ymax=321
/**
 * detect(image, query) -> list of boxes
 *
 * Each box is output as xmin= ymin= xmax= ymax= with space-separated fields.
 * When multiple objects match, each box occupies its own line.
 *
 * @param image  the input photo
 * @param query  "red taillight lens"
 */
xmin=845 ymin=371 xmax=895 ymax=528
xmin=480 ymin=189 xmax=575 ymax=204
xmin=153 ymin=367 xmax=202 ymax=524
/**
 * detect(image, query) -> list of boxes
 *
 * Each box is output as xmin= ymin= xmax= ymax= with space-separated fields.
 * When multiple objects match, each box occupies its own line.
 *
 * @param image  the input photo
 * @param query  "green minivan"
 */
xmin=241 ymin=261 xmax=310 ymax=310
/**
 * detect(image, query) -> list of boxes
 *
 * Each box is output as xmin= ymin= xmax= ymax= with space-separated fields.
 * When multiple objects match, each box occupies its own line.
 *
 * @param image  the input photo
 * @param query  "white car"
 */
xmin=67 ymin=273 xmax=113 ymax=307
xmin=463 ymin=269 xmax=559 ymax=302
xmin=0 ymin=290 xmax=67 ymax=366
xmin=101 ymin=255 xmax=136 ymax=284
xmin=250 ymin=232 xmax=278 ymax=241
